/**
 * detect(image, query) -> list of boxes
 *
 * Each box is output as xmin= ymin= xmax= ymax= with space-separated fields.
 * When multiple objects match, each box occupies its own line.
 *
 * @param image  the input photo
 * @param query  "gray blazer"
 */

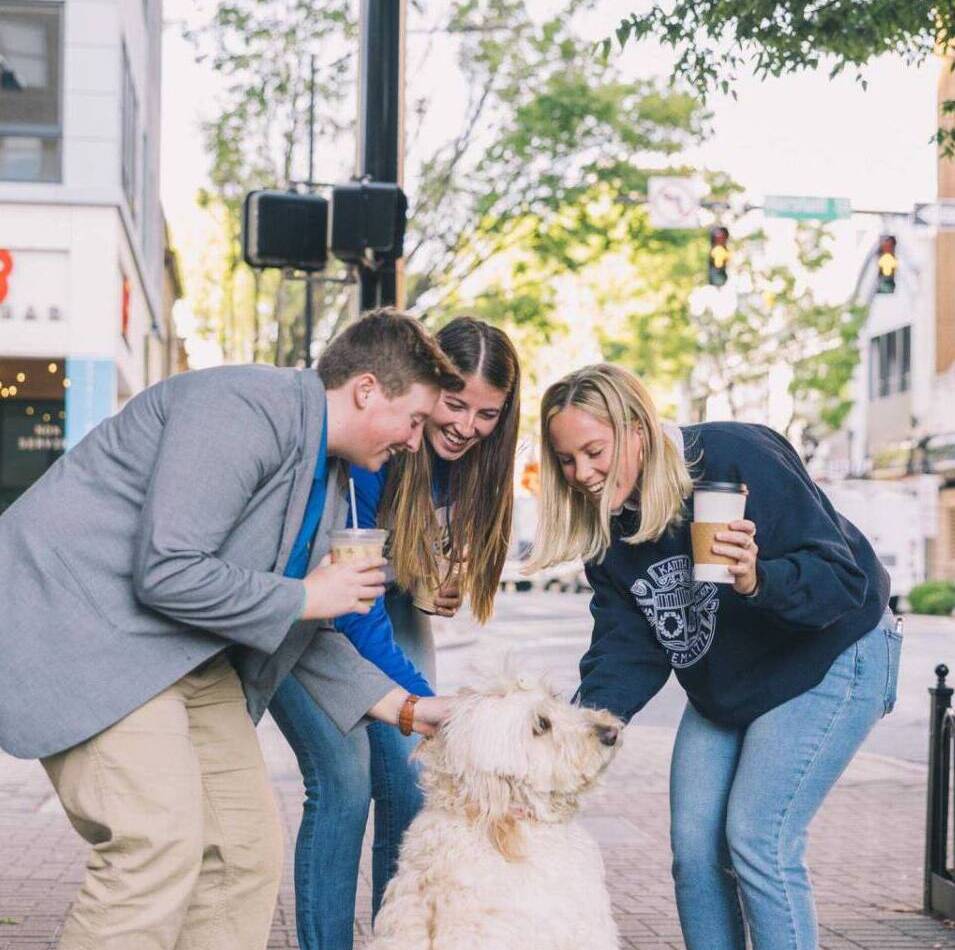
xmin=0 ymin=365 xmax=396 ymax=759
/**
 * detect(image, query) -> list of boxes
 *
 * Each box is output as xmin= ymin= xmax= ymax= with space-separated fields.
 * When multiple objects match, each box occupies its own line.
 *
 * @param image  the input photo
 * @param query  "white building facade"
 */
xmin=0 ymin=0 xmax=169 ymax=512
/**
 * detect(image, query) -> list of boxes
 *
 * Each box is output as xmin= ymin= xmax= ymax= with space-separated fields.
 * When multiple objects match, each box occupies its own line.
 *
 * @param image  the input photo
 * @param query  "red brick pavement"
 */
xmin=3 ymin=714 xmax=955 ymax=949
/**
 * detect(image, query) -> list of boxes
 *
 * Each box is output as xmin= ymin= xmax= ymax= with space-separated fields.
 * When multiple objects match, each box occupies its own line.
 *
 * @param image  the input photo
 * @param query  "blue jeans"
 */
xmin=269 ymin=592 xmax=434 ymax=950
xmin=669 ymin=614 xmax=902 ymax=950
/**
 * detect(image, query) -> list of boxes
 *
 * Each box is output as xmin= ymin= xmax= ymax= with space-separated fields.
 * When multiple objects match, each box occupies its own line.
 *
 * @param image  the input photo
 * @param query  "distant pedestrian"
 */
xmin=531 ymin=362 xmax=901 ymax=950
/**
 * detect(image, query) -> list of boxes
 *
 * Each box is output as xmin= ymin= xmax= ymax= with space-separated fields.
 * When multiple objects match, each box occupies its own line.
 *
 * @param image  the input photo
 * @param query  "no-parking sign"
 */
xmin=647 ymin=177 xmax=702 ymax=229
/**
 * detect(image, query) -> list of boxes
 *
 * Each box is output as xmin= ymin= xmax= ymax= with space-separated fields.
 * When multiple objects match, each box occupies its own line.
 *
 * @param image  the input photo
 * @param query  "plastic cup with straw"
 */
xmin=329 ymin=476 xmax=388 ymax=605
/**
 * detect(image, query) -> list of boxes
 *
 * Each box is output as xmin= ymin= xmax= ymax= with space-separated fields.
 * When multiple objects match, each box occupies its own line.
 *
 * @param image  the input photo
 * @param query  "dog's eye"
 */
xmin=533 ymin=715 xmax=551 ymax=736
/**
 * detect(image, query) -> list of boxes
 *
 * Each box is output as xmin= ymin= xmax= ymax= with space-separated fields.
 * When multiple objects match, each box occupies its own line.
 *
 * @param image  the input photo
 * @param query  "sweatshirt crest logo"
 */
xmin=631 ymin=555 xmax=718 ymax=668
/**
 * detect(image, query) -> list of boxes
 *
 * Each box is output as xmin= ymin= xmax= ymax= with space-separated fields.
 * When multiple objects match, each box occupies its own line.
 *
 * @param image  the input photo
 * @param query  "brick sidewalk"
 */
xmin=3 ymin=713 xmax=955 ymax=949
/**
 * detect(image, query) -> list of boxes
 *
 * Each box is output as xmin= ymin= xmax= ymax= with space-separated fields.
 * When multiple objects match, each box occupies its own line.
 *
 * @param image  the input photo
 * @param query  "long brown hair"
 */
xmin=381 ymin=317 xmax=521 ymax=623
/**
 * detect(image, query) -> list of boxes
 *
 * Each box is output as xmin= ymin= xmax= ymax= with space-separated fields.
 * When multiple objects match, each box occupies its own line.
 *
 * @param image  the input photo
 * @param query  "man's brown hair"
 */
xmin=317 ymin=308 xmax=463 ymax=396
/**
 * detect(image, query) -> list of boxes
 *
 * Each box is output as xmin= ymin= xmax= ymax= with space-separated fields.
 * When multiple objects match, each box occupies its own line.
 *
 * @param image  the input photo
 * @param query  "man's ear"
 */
xmin=351 ymin=373 xmax=378 ymax=409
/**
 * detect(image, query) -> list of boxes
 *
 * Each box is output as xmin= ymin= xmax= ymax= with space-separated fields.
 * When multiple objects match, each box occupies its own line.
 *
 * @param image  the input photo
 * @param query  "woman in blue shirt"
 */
xmin=269 ymin=317 xmax=521 ymax=949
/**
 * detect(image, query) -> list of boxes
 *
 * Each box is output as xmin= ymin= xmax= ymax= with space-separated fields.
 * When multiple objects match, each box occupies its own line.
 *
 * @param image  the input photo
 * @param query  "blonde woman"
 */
xmin=270 ymin=317 xmax=521 ymax=950
xmin=531 ymin=363 xmax=900 ymax=950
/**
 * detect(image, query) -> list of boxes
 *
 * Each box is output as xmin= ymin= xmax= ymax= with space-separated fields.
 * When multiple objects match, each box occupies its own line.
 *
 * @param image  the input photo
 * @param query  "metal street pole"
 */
xmin=357 ymin=0 xmax=405 ymax=311
xmin=303 ymin=53 xmax=317 ymax=366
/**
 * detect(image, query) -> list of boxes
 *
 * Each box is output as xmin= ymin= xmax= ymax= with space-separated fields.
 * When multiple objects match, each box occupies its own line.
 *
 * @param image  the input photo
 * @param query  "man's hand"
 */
xmin=301 ymin=555 xmax=387 ymax=619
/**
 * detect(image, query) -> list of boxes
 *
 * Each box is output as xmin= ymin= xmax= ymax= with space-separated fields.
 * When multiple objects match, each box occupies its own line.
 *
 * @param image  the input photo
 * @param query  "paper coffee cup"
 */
xmin=329 ymin=529 xmax=388 ymax=605
xmin=691 ymin=481 xmax=748 ymax=584
xmin=413 ymin=556 xmax=459 ymax=614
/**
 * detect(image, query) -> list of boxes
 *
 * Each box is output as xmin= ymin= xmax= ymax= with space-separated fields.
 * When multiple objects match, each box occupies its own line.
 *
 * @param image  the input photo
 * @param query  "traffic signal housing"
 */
xmin=241 ymin=182 xmax=409 ymax=273
xmin=330 ymin=182 xmax=407 ymax=264
xmin=242 ymin=190 xmax=329 ymax=272
xmin=708 ymin=226 xmax=730 ymax=286
xmin=876 ymin=235 xmax=897 ymax=294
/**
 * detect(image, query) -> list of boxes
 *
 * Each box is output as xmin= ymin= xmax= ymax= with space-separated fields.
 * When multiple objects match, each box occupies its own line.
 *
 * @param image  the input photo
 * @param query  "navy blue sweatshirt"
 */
xmin=578 ymin=422 xmax=890 ymax=727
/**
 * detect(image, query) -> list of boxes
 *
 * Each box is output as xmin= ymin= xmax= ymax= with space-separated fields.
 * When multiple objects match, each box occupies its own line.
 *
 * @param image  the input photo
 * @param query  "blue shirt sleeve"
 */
xmin=347 ymin=465 xmax=387 ymax=530
xmin=335 ymin=464 xmax=434 ymax=696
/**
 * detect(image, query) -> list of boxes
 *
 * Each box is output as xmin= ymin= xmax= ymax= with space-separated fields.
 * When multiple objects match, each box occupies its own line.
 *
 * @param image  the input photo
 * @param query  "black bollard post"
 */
xmin=926 ymin=664 xmax=954 ymax=914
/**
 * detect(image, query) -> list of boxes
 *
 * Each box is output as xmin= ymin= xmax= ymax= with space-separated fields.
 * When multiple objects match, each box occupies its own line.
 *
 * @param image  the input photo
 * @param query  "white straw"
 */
xmin=349 ymin=476 xmax=359 ymax=530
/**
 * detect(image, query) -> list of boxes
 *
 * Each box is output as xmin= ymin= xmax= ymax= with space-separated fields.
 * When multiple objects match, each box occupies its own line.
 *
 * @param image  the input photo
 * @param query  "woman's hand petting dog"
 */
xmin=412 ymin=695 xmax=455 ymax=736
xmin=300 ymin=555 xmax=387 ymax=619
xmin=367 ymin=691 xmax=455 ymax=737
xmin=713 ymin=519 xmax=759 ymax=596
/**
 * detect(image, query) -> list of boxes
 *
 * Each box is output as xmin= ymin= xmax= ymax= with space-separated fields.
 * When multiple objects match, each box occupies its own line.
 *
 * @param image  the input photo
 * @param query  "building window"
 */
xmin=121 ymin=44 xmax=138 ymax=216
xmin=868 ymin=325 xmax=911 ymax=400
xmin=0 ymin=2 xmax=62 ymax=182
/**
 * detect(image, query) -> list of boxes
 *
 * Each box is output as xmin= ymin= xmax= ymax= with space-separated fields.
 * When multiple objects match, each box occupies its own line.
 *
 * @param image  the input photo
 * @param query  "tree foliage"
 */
xmin=408 ymin=0 xmax=709 ymax=313
xmin=180 ymin=0 xmax=869 ymax=448
xmin=181 ymin=0 xmax=357 ymax=364
xmin=606 ymin=1 xmax=955 ymax=155
xmin=683 ymin=222 xmax=865 ymax=451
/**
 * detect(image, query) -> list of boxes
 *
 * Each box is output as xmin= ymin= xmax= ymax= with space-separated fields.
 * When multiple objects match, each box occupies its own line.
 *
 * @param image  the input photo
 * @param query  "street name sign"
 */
xmin=913 ymin=202 xmax=955 ymax=229
xmin=763 ymin=195 xmax=851 ymax=221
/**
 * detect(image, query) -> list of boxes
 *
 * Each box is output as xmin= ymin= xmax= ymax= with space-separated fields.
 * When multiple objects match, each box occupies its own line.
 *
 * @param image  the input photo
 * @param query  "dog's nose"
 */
xmin=595 ymin=724 xmax=619 ymax=747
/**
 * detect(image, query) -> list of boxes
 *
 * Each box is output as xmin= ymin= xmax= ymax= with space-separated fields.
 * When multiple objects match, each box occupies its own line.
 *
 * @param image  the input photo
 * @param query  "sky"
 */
xmin=159 ymin=0 xmax=940 ymax=363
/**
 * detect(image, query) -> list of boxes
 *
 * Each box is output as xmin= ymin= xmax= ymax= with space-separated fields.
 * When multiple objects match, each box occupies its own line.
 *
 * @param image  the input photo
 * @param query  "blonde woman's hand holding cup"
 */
xmin=712 ymin=519 xmax=759 ymax=596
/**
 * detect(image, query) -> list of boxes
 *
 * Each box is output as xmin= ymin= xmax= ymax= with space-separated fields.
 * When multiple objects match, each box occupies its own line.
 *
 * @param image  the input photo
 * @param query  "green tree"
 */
xmin=682 ymin=222 xmax=864 ymax=453
xmin=605 ymin=1 xmax=955 ymax=155
xmin=407 ymin=0 xmax=709 ymax=313
xmin=181 ymin=0 xmax=712 ymax=374
xmin=181 ymin=0 xmax=357 ymax=364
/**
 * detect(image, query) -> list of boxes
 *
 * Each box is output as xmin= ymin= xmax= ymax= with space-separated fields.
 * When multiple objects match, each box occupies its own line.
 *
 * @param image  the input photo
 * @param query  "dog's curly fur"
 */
xmin=368 ymin=674 xmax=623 ymax=950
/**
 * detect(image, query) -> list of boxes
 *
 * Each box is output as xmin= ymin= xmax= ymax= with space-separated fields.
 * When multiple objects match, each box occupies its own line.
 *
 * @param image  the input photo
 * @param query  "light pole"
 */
xmin=303 ymin=52 xmax=317 ymax=366
xmin=356 ymin=0 xmax=405 ymax=311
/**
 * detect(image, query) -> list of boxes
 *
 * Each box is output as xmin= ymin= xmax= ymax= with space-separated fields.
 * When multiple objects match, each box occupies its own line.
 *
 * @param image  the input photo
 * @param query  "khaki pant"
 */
xmin=41 ymin=656 xmax=284 ymax=950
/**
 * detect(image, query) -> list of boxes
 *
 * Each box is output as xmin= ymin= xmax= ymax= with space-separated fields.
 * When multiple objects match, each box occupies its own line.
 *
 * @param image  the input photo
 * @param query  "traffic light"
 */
xmin=876 ymin=235 xmax=897 ymax=294
xmin=708 ymin=226 xmax=730 ymax=286
xmin=242 ymin=191 xmax=329 ymax=271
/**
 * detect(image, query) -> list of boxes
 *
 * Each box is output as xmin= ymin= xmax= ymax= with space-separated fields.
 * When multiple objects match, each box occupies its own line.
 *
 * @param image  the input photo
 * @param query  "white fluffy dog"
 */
xmin=368 ymin=674 xmax=623 ymax=950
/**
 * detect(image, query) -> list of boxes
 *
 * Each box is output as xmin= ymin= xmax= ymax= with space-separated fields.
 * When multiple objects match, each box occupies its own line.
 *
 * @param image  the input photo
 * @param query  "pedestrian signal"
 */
xmin=876 ymin=235 xmax=897 ymax=295
xmin=242 ymin=191 xmax=329 ymax=272
xmin=708 ymin=227 xmax=730 ymax=287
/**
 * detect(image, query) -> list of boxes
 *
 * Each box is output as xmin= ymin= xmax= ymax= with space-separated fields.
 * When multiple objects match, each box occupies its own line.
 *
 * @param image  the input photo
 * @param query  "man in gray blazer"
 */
xmin=0 ymin=310 xmax=461 ymax=950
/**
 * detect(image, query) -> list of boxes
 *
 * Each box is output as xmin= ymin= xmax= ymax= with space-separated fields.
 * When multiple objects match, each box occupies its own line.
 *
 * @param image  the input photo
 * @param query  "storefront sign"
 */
xmin=0 ymin=249 xmax=12 ymax=303
xmin=17 ymin=421 xmax=64 ymax=453
xmin=0 ymin=249 xmax=68 ymax=323
xmin=0 ymin=400 xmax=66 ymax=495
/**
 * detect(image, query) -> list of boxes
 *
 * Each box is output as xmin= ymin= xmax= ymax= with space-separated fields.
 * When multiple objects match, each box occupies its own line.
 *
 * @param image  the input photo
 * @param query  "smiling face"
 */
xmin=425 ymin=372 xmax=508 ymax=462
xmin=351 ymin=379 xmax=440 ymax=472
xmin=547 ymin=405 xmax=644 ymax=511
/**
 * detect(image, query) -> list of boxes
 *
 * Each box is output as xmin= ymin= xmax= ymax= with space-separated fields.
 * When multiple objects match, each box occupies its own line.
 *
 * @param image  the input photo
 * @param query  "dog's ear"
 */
xmin=489 ymin=813 xmax=524 ymax=861
xmin=479 ymin=774 xmax=526 ymax=862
